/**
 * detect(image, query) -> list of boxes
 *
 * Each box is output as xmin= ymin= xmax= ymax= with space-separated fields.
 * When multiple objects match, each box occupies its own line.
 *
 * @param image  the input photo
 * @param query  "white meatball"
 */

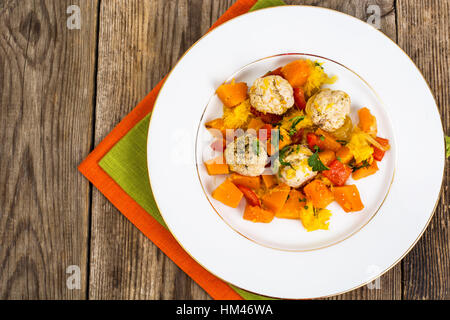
xmin=224 ymin=134 xmax=267 ymax=177
xmin=249 ymin=75 xmax=295 ymax=115
xmin=306 ymin=89 xmax=351 ymax=132
xmin=277 ymin=145 xmax=317 ymax=188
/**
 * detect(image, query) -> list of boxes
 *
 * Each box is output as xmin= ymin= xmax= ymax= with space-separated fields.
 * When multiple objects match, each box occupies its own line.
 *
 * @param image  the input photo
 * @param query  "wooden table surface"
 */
xmin=0 ymin=0 xmax=448 ymax=300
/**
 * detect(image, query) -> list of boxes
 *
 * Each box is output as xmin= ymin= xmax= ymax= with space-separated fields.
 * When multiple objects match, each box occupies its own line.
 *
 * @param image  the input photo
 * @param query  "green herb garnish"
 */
xmin=336 ymin=140 xmax=348 ymax=145
xmin=350 ymin=160 xmax=370 ymax=172
xmin=287 ymin=116 xmax=305 ymax=136
xmin=279 ymin=146 xmax=294 ymax=169
xmin=304 ymin=205 xmax=309 ymax=210
xmin=290 ymin=116 xmax=305 ymax=126
xmin=319 ymin=135 xmax=325 ymax=141
xmin=337 ymin=156 xmax=342 ymax=162
xmin=308 ymin=151 xmax=329 ymax=172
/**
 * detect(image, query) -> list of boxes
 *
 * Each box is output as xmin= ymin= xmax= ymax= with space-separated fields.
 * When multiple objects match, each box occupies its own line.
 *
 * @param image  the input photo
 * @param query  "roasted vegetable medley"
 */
xmin=204 ymin=59 xmax=390 ymax=232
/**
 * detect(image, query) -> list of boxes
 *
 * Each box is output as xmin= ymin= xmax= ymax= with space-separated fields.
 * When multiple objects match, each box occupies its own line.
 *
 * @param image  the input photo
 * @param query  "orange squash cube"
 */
xmin=314 ymin=128 xmax=342 ymax=152
xmin=204 ymin=156 xmax=229 ymax=175
xmin=243 ymin=204 xmax=275 ymax=223
xmin=281 ymin=60 xmax=311 ymax=88
xmin=247 ymin=118 xmax=265 ymax=132
xmin=229 ymin=173 xmax=261 ymax=190
xmin=276 ymin=189 xmax=307 ymax=219
xmin=352 ymin=160 xmax=379 ymax=180
xmin=205 ymin=118 xmax=227 ymax=138
xmin=336 ymin=146 xmax=353 ymax=164
xmin=318 ymin=150 xmax=336 ymax=166
xmin=358 ymin=107 xmax=377 ymax=136
xmin=261 ymin=183 xmax=291 ymax=213
xmin=212 ymin=179 xmax=243 ymax=208
xmin=216 ymin=82 xmax=248 ymax=107
xmin=262 ymin=175 xmax=278 ymax=189
xmin=333 ymin=185 xmax=364 ymax=212
xmin=303 ymin=180 xmax=334 ymax=209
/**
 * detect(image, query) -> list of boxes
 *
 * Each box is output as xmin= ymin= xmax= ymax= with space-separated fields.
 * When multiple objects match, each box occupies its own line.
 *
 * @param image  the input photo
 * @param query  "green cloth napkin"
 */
xmin=99 ymin=0 xmax=285 ymax=300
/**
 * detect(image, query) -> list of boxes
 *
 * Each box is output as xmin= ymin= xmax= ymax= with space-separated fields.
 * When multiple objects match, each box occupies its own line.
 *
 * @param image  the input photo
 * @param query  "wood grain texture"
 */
xmin=0 ymin=0 xmax=98 ymax=299
xmin=89 ymin=0 xmax=233 ymax=300
xmin=397 ymin=0 xmax=449 ymax=299
xmin=286 ymin=0 xmax=397 ymax=41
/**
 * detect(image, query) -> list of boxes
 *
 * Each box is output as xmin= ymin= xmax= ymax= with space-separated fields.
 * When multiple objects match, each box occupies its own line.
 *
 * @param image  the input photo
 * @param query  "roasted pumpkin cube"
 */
xmin=247 ymin=117 xmax=265 ymax=132
xmin=318 ymin=150 xmax=336 ymax=166
xmin=229 ymin=173 xmax=261 ymax=190
xmin=303 ymin=180 xmax=334 ymax=209
xmin=358 ymin=107 xmax=377 ymax=136
xmin=204 ymin=156 xmax=229 ymax=175
xmin=281 ymin=60 xmax=311 ymax=88
xmin=333 ymin=185 xmax=364 ymax=212
xmin=243 ymin=204 xmax=275 ymax=223
xmin=216 ymin=82 xmax=248 ymax=107
xmin=261 ymin=183 xmax=291 ymax=213
xmin=336 ymin=146 xmax=353 ymax=164
xmin=262 ymin=175 xmax=278 ymax=189
xmin=212 ymin=179 xmax=243 ymax=208
xmin=277 ymin=189 xmax=307 ymax=219
xmin=352 ymin=160 xmax=379 ymax=180
xmin=205 ymin=118 xmax=227 ymax=138
xmin=314 ymin=128 xmax=342 ymax=152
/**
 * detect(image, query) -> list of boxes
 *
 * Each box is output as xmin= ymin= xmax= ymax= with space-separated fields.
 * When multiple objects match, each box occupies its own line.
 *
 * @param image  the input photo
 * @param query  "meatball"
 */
xmin=249 ymin=75 xmax=295 ymax=115
xmin=224 ymin=134 xmax=267 ymax=177
xmin=277 ymin=145 xmax=317 ymax=188
xmin=306 ymin=89 xmax=351 ymax=132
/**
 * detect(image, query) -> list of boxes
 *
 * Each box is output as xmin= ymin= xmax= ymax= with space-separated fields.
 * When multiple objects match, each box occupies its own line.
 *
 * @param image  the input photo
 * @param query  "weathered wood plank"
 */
xmin=286 ymin=0 xmax=397 ymax=41
xmin=90 ymin=0 xmax=234 ymax=300
xmin=0 ymin=0 xmax=98 ymax=299
xmin=397 ymin=0 xmax=449 ymax=299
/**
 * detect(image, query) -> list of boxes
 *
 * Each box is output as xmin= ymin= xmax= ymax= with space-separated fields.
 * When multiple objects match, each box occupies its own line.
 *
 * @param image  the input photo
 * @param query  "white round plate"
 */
xmin=147 ymin=6 xmax=444 ymax=299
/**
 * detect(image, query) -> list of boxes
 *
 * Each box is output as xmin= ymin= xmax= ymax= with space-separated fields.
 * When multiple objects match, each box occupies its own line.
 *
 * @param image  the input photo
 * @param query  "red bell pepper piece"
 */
xmin=236 ymin=184 xmax=261 ymax=207
xmin=258 ymin=124 xmax=273 ymax=142
xmin=264 ymin=67 xmax=284 ymax=78
xmin=290 ymin=128 xmax=304 ymax=144
xmin=372 ymin=137 xmax=390 ymax=161
xmin=293 ymin=87 xmax=307 ymax=111
xmin=307 ymin=133 xmax=324 ymax=151
xmin=210 ymin=139 xmax=226 ymax=152
xmin=250 ymin=107 xmax=282 ymax=124
xmin=322 ymin=159 xmax=352 ymax=186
